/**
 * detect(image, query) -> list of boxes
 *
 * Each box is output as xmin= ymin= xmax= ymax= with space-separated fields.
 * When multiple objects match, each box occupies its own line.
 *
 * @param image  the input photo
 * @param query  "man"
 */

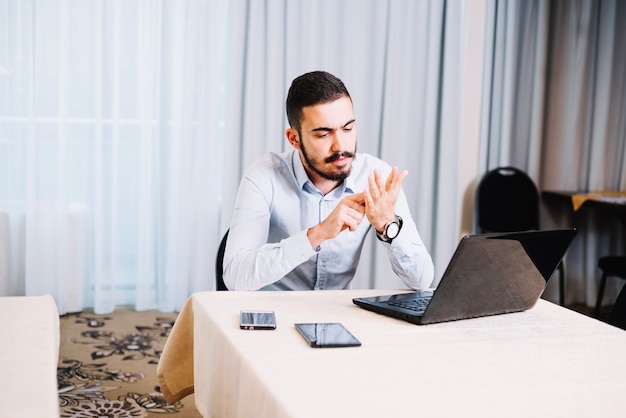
xmin=223 ymin=71 xmax=434 ymax=291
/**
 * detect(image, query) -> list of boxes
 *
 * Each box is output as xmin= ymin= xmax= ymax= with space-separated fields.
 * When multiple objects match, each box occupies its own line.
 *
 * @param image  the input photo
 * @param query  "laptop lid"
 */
xmin=353 ymin=228 xmax=577 ymax=325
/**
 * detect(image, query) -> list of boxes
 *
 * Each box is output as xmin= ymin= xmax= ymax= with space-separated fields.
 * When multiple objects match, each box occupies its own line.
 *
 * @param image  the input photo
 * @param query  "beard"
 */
xmin=300 ymin=140 xmax=356 ymax=182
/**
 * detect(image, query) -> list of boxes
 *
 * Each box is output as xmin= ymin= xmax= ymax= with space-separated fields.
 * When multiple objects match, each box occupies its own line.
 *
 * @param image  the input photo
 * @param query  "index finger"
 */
xmin=344 ymin=192 xmax=365 ymax=205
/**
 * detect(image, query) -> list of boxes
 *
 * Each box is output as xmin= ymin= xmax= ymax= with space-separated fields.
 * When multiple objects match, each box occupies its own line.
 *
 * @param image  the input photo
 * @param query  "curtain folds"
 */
xmin=1 ymin=0 xmax=232 ymax=313
xmin=482 ymin=0 xmax=549 ymax=176
xmin=1 ymin=0 xmax=624 ymax=313
xmin=541 ymin=0 xmax=626 ymax=305
xmin=1 ymin=0 xmax=462 ymax=313
xmin=484 ymin=0 xmax=626 ymax=305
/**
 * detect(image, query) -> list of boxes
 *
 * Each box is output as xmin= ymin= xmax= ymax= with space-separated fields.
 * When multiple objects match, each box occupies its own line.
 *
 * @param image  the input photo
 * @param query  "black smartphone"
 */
xmin=294 ymin=323 xmax=361 ymax=348
xmin=240 ymin=310 xmax=276 ymax=330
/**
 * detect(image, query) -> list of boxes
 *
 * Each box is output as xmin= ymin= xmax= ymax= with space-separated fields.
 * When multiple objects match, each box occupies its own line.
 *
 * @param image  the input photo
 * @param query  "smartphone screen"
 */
xmin=240 ymin=311 xmax=276 ymax=330
xmin=294 ymin=323 xmax=361 ymax=348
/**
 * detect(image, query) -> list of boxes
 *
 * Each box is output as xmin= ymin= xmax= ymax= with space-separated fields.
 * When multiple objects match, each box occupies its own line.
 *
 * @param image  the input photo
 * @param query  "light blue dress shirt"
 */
xmin=223 ymin=150 xmax=434 ymax=291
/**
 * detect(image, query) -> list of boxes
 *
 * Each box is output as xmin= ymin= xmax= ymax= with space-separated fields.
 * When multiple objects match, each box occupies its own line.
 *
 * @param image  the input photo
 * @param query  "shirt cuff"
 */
xmin=282 ymin=230 xmax=318 ymax=265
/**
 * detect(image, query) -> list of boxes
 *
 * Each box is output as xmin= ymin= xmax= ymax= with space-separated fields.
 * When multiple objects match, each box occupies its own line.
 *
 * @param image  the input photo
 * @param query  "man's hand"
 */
xmin=307 ymin=193 xmax=366 ymax=249
xmin=363 ymin=167 xmax=408 ymax=231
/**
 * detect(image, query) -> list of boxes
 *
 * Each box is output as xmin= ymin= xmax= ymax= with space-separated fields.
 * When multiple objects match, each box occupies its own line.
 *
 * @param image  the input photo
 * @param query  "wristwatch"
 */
xmin=375 ymin=215 xmax=403 ymax=243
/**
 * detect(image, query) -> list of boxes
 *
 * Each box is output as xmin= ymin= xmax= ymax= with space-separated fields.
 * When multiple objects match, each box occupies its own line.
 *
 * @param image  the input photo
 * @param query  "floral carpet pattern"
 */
xmin=58 ymin=309 xmax=201 ymax=417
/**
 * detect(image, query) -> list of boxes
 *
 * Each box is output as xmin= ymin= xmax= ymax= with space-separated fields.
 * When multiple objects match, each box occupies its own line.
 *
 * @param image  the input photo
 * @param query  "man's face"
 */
xmin=294 ymin=96 xmax=357 ymax=182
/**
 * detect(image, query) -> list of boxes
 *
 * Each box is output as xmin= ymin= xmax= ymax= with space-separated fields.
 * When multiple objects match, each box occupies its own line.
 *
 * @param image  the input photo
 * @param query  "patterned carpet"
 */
xmin=57 ymin=309 xmax=201 ymax=418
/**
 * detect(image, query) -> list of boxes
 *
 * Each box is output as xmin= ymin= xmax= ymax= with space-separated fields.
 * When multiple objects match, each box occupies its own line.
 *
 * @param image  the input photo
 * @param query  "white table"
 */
xmin=0 ymin=295 xmax=60 ymax=418
xmin=159 ymin=290 xmax=626 ymax=417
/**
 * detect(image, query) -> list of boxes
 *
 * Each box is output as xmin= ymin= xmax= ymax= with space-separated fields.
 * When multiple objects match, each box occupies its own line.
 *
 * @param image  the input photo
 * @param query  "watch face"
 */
xmin=386 ymin=222 xmax=400 ymax=239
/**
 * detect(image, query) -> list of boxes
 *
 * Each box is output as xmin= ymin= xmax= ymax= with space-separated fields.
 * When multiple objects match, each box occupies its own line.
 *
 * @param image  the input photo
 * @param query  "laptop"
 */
xmin=353 ymin=228 xmax=577 ymax=325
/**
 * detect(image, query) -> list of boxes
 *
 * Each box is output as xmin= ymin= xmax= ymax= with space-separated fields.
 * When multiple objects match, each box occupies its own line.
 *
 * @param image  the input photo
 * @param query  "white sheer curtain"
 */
xmin=1 ymin=0 xmax=485 ymax=313
xmin=483 ymin=0 xmax=626 ymax=306
xmin=1 ymin=0 xmax=230 ymax=313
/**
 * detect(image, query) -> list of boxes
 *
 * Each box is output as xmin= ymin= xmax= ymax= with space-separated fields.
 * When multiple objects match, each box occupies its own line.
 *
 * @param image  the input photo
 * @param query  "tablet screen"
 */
xmin=240 ymin=311 xmax=276 ymax=330
xmin=294 ymin=323 xmax=361 ymax=348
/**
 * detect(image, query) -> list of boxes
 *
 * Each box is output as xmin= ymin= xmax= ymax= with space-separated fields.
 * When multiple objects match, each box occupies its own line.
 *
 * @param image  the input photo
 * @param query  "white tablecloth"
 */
xmin=162 ymin=290 xmax=626 ymax=418
xmin=0 ymin=295 xmax=60 ymax=418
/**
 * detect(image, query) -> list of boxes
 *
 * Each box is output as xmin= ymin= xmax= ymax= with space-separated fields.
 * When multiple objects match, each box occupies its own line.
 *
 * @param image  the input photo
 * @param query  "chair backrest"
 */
xmin=475 ymin=166 xmax=540 ymax=233
xmin=215 ymin=229 xmax=229 ymax=291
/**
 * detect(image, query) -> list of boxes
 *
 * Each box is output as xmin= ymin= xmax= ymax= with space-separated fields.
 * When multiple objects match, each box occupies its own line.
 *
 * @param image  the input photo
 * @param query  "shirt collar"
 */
xmin=291 ymin=150 xmax=357 ymax=195
xmin=292 ymin=150 xmax=310 ymax=190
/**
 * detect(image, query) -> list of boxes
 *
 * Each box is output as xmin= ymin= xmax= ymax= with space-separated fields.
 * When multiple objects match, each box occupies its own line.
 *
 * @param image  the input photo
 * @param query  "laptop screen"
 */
xmin=486 ymin=229 xmax=575 ymax=282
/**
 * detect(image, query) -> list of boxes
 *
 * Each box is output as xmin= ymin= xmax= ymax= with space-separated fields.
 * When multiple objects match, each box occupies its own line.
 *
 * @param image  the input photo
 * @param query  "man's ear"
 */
xmin=285 ymin=128 xmax=300 ymax=149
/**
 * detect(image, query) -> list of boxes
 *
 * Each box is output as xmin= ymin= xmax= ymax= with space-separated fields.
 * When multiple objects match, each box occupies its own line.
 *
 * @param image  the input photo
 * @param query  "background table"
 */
xmin=161 ymin=290 xmax=626 ymax=418
xmin=542 ymin=190 xmax=626 ymax=306
xmin=542 ymin=190 xmax=626 ymax=217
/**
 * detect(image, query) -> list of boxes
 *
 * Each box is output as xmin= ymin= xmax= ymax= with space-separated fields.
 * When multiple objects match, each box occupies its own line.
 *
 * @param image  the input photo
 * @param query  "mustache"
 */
xmin=325 ymin=151 xmax=355 ymax=163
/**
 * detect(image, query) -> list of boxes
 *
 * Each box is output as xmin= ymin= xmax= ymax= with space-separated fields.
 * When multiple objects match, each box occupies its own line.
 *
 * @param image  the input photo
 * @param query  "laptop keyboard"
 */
xmin=385 ymin=297 xmax=430 ymax=313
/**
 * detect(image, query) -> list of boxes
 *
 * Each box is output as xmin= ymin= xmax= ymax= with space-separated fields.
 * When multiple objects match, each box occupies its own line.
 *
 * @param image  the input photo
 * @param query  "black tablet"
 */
xmin=294 ymin=323 xmax=361 ymax=348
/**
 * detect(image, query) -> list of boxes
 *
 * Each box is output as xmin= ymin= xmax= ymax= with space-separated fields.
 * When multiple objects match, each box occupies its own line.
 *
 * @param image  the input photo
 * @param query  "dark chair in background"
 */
xmin=475 ymin=166 xmax=566 ymax=305
xmin=215 ymin=229 xmax=229 ymax=291
xmin=476 ymin=167 xmax=539 ymax=233
xmin=607 ymin=278 xmax=626 ymax=330
xmin=594 ymin=256 xmax=626 ymax=317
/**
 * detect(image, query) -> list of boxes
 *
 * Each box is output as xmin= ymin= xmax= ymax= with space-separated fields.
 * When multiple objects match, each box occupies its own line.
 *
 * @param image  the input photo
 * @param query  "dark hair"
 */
xmin=286 ymin=71 xmax=352 ymax=133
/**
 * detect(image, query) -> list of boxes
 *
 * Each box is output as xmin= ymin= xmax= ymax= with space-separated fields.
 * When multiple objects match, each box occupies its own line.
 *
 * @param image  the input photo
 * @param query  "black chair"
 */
xmin=593 ymin=256 xmax=626 ymax=317
xmin=607 ymin=278 xmax=626 ymax=330
xmin=215 ymin=229 xmax=229 ymax=291
xmin=475 ymin=166 xmax=566 ymax=305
